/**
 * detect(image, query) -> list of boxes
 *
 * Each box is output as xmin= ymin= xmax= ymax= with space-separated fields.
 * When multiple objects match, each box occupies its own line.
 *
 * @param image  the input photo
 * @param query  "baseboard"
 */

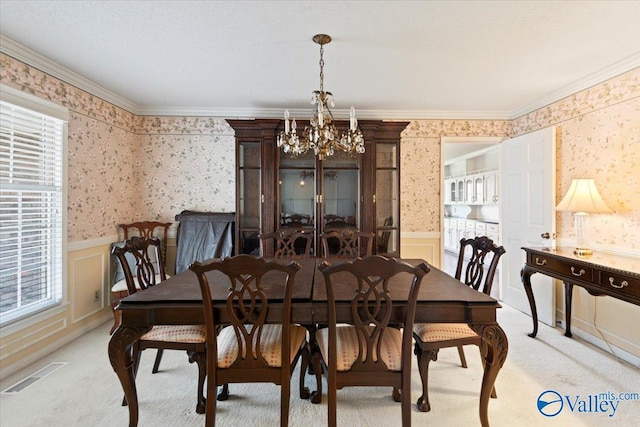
xmin=555 ymin=312 xmax=640 ymax=368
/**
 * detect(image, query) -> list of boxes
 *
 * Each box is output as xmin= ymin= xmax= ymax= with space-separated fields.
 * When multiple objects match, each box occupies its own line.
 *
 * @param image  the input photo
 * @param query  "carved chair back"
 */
xmin=111 ymin=236 xmax=167 ymax=294
xmin=320 ymin=229 xmax=375 ymax=258
xmin=455 ymin=236 xmax=506 ymax=295
xmin=119 ymin=221 xmax=171 ymax=264
xmin=258 ymin=229 xmax=313 ymax=259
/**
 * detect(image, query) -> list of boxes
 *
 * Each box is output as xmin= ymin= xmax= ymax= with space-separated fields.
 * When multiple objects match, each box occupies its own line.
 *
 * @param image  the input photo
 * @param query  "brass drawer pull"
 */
xmin=571 ymin=267 xmax=586 ymax=277
xmin=535 ymin=258 xmax=547 ymax=266
xmin=609 ymin=277 xmax=629 ymax=289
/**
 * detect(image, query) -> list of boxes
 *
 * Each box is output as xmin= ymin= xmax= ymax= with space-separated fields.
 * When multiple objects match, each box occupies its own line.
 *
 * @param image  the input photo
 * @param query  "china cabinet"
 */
xmin=228 ymin=119 xmax=408 ymax=257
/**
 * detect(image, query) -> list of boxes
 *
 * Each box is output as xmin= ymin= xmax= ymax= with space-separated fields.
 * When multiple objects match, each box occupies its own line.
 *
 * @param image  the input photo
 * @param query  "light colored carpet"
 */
xmin=1 ymin=304 xmax=638 ymax=426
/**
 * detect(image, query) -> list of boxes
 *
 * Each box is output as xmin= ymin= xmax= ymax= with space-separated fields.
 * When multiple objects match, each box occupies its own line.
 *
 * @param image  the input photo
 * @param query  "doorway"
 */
xmin=441 ymin=137 xmax=503 ymax=297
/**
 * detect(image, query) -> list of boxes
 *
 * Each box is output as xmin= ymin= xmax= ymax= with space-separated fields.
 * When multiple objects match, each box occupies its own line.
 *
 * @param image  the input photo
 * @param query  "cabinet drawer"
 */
xmin=486 ymin=223 xmax=499 ymax=233
xmin=475 ymin=222 xmax=487 ymax=231
xmin=528 ymin=253 xmax=594 ymax=282
xmin=465 ymin=220 xmax=475 ymax=229
xmin=598 ymin=272 xmax=640 ymax=300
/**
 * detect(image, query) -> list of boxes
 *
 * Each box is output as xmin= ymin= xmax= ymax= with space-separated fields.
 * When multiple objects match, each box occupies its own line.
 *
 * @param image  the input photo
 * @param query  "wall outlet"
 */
xmin=94 ymin=290 xmax=100 ymax=302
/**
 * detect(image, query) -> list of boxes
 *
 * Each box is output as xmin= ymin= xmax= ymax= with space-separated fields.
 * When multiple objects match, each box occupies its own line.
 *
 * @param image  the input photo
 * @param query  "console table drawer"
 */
xmin=527 ymin=253 xmax=594 ymax=282
xmin=599 ymin=272 xmax=640 ymax=300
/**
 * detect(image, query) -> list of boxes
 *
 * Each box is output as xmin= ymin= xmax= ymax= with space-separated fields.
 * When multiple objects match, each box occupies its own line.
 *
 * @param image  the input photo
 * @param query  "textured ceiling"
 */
xmin=1 ymin=1 xmax=639 ymax=119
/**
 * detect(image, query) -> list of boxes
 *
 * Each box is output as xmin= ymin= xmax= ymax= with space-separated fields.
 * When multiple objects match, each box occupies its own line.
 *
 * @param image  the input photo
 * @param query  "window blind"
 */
xmin=0 ymin=98 xmax=65 ymax=325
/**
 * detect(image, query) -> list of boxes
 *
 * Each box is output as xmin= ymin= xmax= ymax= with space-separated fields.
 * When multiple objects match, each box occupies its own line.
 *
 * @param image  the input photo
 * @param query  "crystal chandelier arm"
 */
xmin=279 ymin=33 xmax=364 ymax=160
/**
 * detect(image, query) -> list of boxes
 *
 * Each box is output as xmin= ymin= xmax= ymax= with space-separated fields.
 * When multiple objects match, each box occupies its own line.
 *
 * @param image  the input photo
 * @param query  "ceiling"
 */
xmin=1 ymin=1 xmax=639 ymax=120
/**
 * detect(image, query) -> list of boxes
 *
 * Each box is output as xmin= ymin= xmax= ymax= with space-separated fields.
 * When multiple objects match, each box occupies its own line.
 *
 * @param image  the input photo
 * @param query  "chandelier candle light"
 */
xmin=555 ymin=178 xmax=611 ymax=256
xmin=277 ymin=34 xmax=364 ymax=160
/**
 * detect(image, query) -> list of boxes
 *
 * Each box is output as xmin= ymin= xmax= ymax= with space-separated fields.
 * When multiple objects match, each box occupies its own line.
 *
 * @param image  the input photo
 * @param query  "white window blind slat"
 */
xmin=0 ymin=94 xmax=66 ymax=325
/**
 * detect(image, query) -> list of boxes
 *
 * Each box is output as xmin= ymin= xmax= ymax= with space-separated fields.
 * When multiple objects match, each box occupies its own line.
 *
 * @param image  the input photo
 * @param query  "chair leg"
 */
xmin=205 ymin=368 xmax=217 ymax=427
xmin=456 ymin=345 xmax=468 ymax=368
xmin=281 ymin=370 xmax=291 ymax=427
xmin=151 ymin=349 xmax=164 ymax=373
xmin=392 ymin=387 xmax=401 ymax=402
xmin=401 ymin=382 xmax=411 ymax=427
xmin=327 ymin=366 xmax=337 ymax=427
xmin=299 ymin=346 xmax=311 ymax=399
xmin=188 ymin=350 xmax=207 ymax=414
xmin=217 ymin=384 xmax=229 ymax=401
xmin=310 ymin=351 xmax=323 ymax=404
xmin=415 ymin=341 xmax=438 ymax=412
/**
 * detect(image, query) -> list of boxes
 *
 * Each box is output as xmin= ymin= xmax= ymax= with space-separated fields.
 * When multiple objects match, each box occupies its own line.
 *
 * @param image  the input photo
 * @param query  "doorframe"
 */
xmin=440 ymin=136 xmax=504 ymax=272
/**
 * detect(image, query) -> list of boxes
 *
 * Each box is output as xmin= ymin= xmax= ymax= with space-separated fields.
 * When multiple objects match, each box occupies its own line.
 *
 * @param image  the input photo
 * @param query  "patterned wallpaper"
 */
xmin=513 ymin=68 xmax=640 ymax=250
xmin=1 ymin=52 xmax=638 ymax=249
xmin=67 ymin=111 xmax=139 ymax=240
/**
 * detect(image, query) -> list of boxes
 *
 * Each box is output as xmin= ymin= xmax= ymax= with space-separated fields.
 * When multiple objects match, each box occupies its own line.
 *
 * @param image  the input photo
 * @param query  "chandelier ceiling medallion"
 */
xmin=277 ymin=34 xmax=364 ymax=160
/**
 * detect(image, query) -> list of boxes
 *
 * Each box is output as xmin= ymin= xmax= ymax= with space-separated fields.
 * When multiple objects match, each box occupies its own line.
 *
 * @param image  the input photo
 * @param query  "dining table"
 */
xmin=108 ymin=258 xmax=507 ymax=427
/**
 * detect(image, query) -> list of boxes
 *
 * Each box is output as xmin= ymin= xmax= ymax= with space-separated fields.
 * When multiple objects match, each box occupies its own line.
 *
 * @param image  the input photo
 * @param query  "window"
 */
xmin=0 ymin=85 xmax=67 ymax=326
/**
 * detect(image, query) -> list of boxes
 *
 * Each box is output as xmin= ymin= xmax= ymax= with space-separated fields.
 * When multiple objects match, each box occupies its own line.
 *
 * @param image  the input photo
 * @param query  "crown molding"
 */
xmin=2 ymin=35 xmax=638 ymax=121
xmin=0 ymin=35 xmax=139 ymax=115
xmin=510 ymin=52 xmax=640 ymax=119
xmin=138 ymin=105 xmax=513 ymax=120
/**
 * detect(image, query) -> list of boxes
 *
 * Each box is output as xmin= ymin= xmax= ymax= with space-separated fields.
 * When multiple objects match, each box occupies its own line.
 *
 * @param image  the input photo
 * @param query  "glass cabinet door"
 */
xmin=375 ymin=143 xmax=398 ymax=255
xmin=238 ymin=142 xmax=261 ymax=254
xmin=474 ymin=176 xmax=484 ymax=203
xmin=279 ymin=149 xmax=316 ymax=229
xmin=457 ymin=179 xmax=465 ymax=203
xmin=322 ymin=150 xmax=360 ymax=231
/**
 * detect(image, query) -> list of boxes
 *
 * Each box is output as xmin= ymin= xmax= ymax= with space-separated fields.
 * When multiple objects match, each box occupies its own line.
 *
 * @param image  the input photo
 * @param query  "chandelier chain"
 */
xmin=319 ymin=44 xmax=324 ymax=92
xmin=277 ymin=34 xmax=364 ymax=160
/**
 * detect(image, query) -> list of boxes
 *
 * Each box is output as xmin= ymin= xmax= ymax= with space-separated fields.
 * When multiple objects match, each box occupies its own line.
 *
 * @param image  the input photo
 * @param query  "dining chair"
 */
xmin=319 ymin=229 xmax=375 ymax=258
xmin=412 ymin=235 xmax=505 ymax=412
xmin=377 ymin=216 xmax=393 ymax=254
xmin=112 ymin=236 xmax=206 ymax=414
xmin=312 ymin=256 xmax=430 ymax=427
xmin=220 ymin=230 xmax=312 ymax=401
xmin=189 ymin=255 xmax=311 ymax=427
xmin=258 ymin=229 xmax=313 ymax=259
xmin=110 ymin=221 xmax=171 ymax=334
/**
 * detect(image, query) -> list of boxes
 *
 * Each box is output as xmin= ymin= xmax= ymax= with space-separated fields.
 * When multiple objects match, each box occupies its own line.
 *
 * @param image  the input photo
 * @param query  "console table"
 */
xmin=521 ymin=247 xmax=640 ymax=338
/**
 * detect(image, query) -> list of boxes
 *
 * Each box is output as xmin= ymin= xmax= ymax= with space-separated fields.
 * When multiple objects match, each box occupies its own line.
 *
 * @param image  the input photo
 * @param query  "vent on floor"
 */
xmin=2 ymin=362 xmax=67 ymax=394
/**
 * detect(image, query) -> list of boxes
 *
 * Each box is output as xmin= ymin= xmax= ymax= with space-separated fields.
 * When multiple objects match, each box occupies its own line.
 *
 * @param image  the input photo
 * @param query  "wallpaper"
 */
xmin=136 ymin=118 xmax=236 ymax=222
xmin=67 ymin=111 xmax=139 ymax=240
xmin=512 ymin=68 xmax=640 ymax=250
xmin=555 ymin=97 xmax=640 ymax=249
xmin=1 ymin=52 xmax=638 ymax=250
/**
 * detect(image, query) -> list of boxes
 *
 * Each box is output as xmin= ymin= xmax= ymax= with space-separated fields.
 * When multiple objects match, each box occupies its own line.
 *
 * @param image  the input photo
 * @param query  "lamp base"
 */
xmin=573 ymin=247 xmax=594 ymax=256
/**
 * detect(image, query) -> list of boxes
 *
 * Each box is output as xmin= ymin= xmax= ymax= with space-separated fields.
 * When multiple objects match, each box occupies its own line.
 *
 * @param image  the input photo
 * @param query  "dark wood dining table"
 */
xmin=108 ymin=258 xmax=507 ymax=427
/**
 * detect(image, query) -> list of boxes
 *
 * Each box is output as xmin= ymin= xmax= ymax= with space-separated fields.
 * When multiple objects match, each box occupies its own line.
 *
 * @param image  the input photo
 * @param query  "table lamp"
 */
xmin=555 ymin=178 xmax=611 ymax=256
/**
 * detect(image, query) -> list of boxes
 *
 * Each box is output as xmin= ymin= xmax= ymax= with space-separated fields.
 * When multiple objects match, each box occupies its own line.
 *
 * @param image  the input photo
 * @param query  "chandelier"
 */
xmin=277 ymin=34 xmax=364 ymax=160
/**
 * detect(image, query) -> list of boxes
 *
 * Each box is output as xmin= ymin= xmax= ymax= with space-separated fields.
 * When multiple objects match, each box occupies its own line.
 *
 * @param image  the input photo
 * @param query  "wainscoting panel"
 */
xmin=400 ymin=232 xmax=441 ymax=268
xmin=71 ymin=252 xmax=106 ymax=323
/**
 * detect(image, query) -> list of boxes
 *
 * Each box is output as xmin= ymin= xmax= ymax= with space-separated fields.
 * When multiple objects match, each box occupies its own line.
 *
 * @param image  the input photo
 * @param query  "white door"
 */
xmin=500 ymin=127 xmax=556 ymax=326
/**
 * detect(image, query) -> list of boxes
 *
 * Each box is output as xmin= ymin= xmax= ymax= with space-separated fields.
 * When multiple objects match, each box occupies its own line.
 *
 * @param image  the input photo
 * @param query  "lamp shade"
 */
xmin=555 ymin=179 xmax=611 ymax=213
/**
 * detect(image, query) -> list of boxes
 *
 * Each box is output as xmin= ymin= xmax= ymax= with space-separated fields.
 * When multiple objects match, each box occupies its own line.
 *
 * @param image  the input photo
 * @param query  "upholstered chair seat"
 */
xmin=140 ymin=324 xmax=207 ymax=344
xmin=111 ymin=274 xmax=169 ymax=293
xmin=413 ymin=323 xmax=477 ymax=343
xmin=216 ymin=324 xmax=307 ymax=369
xmin=315 ymin=325 xmax=403 ymax=371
